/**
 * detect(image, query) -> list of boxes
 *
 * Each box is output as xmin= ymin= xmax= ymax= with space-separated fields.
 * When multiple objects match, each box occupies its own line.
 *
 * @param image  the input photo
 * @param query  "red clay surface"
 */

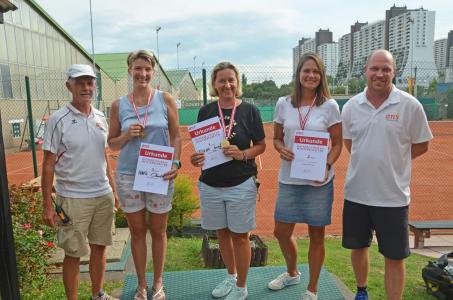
xmin=6 ymin=121 xmax=453 ymax=238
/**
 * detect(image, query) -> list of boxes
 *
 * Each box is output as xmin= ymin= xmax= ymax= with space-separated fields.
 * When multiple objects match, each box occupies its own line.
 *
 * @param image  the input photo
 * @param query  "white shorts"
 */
xmin=115 ymin=173 xmax=174 ymax=214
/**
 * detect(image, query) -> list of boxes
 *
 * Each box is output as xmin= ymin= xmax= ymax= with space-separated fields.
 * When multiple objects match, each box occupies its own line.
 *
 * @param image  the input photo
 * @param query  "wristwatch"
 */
xmin=172 ymin=159 xmax=182 ymax=169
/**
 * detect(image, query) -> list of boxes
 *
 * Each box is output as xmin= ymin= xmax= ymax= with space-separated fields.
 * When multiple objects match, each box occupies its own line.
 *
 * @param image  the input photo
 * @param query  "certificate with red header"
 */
xmin=133 ymin=143 xmax=174 ymax=195
xmin=290 ymin=130 xmax=329 ymax=181
xmin=188 ymin=116 xmax=232 ymax=170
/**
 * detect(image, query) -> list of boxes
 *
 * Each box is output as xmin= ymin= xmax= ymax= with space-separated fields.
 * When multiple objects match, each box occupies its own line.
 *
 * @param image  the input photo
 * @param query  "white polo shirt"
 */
xmin=43 ymin=103 xmax=112 ymax=198
xmin=274 ymin=96 xmax=341 ymax=186
xmin=342 ymin=85 xmax=433 ymax=207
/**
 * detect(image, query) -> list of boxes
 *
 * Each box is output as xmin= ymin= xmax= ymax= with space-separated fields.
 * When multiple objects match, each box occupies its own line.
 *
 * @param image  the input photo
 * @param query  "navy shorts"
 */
xmin=342 ymin=200 xmax=410 ymax=260
xmin=274 ymin=179 xmax=334 ymax=226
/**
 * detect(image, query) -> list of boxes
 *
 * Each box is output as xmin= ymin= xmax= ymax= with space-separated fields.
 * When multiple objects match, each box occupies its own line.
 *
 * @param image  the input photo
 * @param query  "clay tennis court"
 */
xmin=5 ymin=121 xmax=453 ymax=237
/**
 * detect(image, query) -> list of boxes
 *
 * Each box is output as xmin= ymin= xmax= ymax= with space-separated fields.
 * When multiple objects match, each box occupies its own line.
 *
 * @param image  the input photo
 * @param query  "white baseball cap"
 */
xmin=67 ymin=64 xmax=96 ymax=79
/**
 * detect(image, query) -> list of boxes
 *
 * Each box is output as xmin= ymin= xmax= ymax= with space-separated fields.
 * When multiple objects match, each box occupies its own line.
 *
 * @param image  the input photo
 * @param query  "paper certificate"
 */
xmin=290 ymin=130 xmax=329 ymax=181
xmin=133 ymin=143 xmax=174 ymax=195
xmin=188 ymin=116 xmax=232 ymax=170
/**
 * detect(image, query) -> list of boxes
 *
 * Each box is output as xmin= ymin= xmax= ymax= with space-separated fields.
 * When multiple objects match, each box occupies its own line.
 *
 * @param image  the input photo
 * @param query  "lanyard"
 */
xmin=217 ymin=100 xmax=237 ymax=140
xmin=130 ymin=90 xmax=153 ymax=128
xmin=297 ymin=94 xmax=317 ymax=130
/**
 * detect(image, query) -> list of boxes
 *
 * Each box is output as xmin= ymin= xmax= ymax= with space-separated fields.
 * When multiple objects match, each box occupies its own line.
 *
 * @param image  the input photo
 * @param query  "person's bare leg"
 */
xmin=307 ymin=226 xmax=325 ymax=293
xmin=217 ymin=228 xmax=237 ymax=275
xmin=148 ymin=212 xmax=169 ymax=289
xmin=385 ymin=257 xmax=405 ymax=300
xmin=231 ymin=232 xmax=251 ymax=288
xmin=63 ymin=255 xmax=80 ymax=300
xmin=89 ymin=244 xmax=107 ymax=297
xmin=273 ymin=221 xmax=298 ymax=276
xmin=126 ymin=209 xmax=148 ymax=289
xmin=351 ymin=248 xmax=369 ymax=288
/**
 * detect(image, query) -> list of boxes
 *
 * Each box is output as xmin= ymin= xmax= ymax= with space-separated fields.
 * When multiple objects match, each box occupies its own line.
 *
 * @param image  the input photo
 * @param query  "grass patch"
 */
xmin=21 ymin=280 xmax=123 ymax=300
xmin=146 ymin=236 xmax=435 ymax=299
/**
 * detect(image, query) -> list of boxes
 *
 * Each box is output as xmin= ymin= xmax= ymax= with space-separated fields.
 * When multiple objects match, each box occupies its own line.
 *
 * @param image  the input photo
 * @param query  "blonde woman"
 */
xmin=108 ymin=50 xmax=181 ymax=300
xmin=190 ymin=62 xmax=266 ymax=300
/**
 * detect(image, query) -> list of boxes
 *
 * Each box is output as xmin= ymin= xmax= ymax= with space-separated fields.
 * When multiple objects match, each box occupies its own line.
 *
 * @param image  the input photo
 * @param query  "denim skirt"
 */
xmin=274 ymin=179 xmax=334 ymax=226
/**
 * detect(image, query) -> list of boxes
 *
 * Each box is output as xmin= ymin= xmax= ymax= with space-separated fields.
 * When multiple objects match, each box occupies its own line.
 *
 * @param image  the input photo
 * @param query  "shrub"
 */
xmin=115 ymin=207 xmax=128 ymax=228
xmin=168 ymin=175 xmax=200 ymax=234
xmin=9 ymin=184 xmax=56 ymax=296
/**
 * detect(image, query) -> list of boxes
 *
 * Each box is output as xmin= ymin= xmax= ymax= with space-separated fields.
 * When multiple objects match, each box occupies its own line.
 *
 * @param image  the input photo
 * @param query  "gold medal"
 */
xmin=139 ymin=130 xmax=146 ymax=139
xmin=221 ymin=139 xmax=230 ymax=148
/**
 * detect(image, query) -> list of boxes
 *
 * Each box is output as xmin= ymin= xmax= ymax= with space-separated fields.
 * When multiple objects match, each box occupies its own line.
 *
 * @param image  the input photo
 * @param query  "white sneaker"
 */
xmin=268 ymin=272 xmax=301 ymax=290
xmin=301 ymin=290 xmax=318 ymax=300
xmin=225 ymin=286 xmax=248 ymax=300
xmin=212 ymin=275 xmax=237 ymax=298
xmin=91 ymin=290 xmax=119 ymax=300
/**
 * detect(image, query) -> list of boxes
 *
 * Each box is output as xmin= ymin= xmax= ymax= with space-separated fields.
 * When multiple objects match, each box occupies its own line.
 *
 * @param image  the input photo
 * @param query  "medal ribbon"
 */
xmin=130 ymin=90 xmax=153 ymax=130
xmin=297 ymin=94 xmax=317 ymax=130
xmin=217 ymin=100 xmax=237 ymax=140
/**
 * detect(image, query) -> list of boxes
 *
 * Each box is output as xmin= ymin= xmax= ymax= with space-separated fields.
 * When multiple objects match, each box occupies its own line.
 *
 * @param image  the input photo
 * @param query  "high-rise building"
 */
xmin=434 ymin=39 xmax=447 ymax=73
xmin=292 ymin=29 xmax=337 ymax=77
xmin=351 ymin=20 xmax=385 ymax=77
xmin=388 ymin=7 xmax=437 ymax=86
xmin=447 ymin=30 xmax=453 ymax=67
xmin=337 ymin=33 xmax=351 ymax=81
xmin=318 ymin=43 xmax=338 ymax=77
xmin=293 ymin=37 xmax=312 ymax=74
xmin=337 ymin=21 xmax=367 ymax=82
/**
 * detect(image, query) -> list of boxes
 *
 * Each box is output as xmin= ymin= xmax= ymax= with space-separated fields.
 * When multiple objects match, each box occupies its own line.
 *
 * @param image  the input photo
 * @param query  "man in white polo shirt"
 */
xmin=42 ymin=64 xmax=118 ymax=300
xmin=341 ymin=50 xmax=432 ymax=300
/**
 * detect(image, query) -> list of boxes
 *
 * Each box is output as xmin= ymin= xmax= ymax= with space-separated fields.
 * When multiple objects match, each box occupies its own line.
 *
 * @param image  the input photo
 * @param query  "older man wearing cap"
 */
xmin=42 ymin=64 xmax=119 ymax=300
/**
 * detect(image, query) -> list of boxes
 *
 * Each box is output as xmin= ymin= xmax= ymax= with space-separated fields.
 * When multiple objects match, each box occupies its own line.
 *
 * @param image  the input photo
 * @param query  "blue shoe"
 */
xmin=354 ymin=290 xmax=368 ymax=300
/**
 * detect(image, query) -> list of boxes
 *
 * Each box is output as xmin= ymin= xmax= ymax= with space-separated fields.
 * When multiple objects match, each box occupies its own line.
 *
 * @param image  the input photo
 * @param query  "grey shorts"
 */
xmin=198 ymin=177 xmax=257 ymax=234
xmin=115 ymin=173 xmax=174 ymax=214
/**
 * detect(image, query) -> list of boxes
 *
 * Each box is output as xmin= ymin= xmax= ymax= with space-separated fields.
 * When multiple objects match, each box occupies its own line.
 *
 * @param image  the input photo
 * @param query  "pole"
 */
xmin=193 ymin=56 xmax=197 ymax=77
xmin=89 ymin=0 xmax=99 ymax=109
xmin=177 ymin=42 xmax=181 ymax=70
xmin=25 ymin=77 xmax=38 ymax=178
xmin=409 ymin=16 xmax=414 ymax=79
xmin=414 ymin=66 xmax=418 ymax=98
xmin=156 ymin=26 xmax=161 ymax=62
xmin=202 ymin=68 xmax=207 ymax=106
xmin=0 ymin=111 xmax=21 ymax=300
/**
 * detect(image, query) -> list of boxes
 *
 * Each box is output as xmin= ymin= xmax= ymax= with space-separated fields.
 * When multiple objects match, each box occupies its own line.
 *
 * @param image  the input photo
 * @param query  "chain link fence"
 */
xmin=2 ymin=64 xmax=453 ymax=235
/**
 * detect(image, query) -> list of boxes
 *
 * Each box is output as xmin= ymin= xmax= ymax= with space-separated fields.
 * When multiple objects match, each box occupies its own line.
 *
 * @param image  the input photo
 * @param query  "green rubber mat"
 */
xmin=80 ymin=239 xmax=131 ymax=273
xmin=121 ymin=264 xmax=345 ymax=299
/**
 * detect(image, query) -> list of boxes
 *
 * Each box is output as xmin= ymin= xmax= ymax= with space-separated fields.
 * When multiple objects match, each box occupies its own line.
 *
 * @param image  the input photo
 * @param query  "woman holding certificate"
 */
xmin=268 ymin=53 xmax=342 ymax=300
xmin=108 ymin=50 xmax=181 ymax=300
xmin=190 ymin=62 xmax=266 ymax=300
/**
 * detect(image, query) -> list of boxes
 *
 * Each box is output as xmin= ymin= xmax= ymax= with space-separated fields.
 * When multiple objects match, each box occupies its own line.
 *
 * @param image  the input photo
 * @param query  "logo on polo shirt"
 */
xmin=385 ymin=114 xmax=400 ymax=121
xmin=71 ymin=119 xmax=78 ymax=124
xmin=95 ymin=122 xmax=106 ymax=132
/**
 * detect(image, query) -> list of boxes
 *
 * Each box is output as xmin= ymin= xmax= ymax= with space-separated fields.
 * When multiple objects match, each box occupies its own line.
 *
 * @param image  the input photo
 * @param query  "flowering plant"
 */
xmin=9 ymin=184 xmax=57 ymax=295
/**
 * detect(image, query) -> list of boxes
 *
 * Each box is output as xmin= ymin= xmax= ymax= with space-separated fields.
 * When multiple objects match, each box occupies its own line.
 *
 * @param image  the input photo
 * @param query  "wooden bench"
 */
xmin=408 ymin=221 xmax=453 ymax=249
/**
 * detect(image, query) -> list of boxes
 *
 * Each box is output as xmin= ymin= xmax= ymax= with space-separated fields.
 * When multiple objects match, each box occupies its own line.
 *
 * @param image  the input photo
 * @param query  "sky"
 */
xmin=34 ymin=0 xmax=453 ymax=70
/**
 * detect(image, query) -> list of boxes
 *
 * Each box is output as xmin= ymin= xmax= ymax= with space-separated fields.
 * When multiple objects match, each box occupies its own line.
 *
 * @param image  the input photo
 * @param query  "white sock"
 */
xmin=305 ymin=290 xmax=317 ymax=297
xmin=227 ymin=273 xmax=237 ymax=280
xmin=236 ymin=285 xmax=247 ymax=292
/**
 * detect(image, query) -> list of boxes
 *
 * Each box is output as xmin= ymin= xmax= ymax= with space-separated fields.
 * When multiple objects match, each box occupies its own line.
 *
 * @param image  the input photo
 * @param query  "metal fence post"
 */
xmin=0 ymin=110 xmax=21 ymax=300
xmin=25 ymin=76 xmax=38 ymax=178
xmin=202 ymin=68 xmax=207 ymax=106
